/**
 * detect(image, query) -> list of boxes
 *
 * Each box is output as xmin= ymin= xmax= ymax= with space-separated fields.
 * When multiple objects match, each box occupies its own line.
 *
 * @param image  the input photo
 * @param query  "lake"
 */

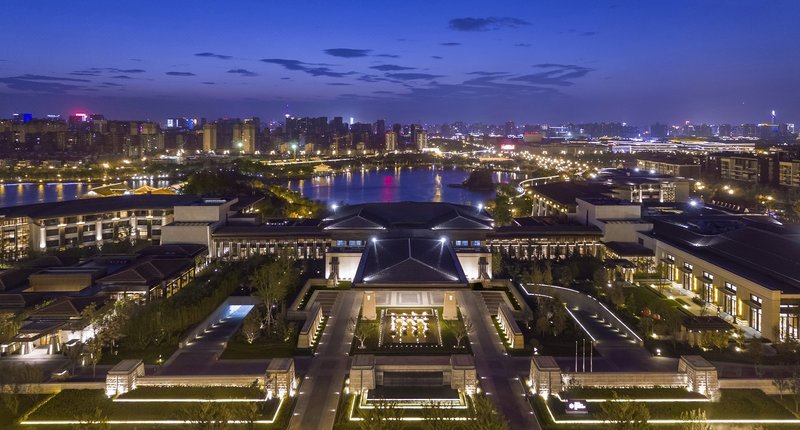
xmin=0 ymin=167 xmax=520 ymax=208
xmin=285 ymin=166 xmax=520 ymax=206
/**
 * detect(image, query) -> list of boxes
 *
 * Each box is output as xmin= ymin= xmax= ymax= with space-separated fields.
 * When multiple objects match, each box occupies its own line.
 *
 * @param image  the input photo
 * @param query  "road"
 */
xmin=458 ymin=290 xmax=540 ymax=430
xmin=288 ymin=290 xmax=361 ymax=430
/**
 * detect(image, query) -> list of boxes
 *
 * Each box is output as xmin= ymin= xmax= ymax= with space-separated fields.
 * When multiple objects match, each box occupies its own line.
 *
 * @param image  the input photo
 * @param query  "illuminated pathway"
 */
xmin=287 ymin=290 xmax=362 ymax=430
xmin=457 ymin=290 xmax=540 ymax=430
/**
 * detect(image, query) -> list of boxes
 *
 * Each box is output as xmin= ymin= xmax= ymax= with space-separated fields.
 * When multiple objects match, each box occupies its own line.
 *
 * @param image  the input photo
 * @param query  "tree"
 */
xmin=551 ymin=301 xmax=569 ymax=337
xmin=790 ymin=366 xmax=800 ymax=413
xmin=542 ymin=262 xmax=553 ymax=285
xmin=556 ymin=265 xmax=575 ymax=287
xmin=87 ymin=336 xmax=103 ymax=378
xmin=76 ymin=406 xmax=110 ymax=430
xmin=593 ymin=268 xmax=609 ymax=288
xmin=0 ymin=362 xmax=44 ymax=417
xmin=421 ymin=401 xmax=450 ymax=430
xmin=180 ymin=401 xmax=232 ymax=430
xmin=609 ymin=283 xmax=626 ymax=309
xmin=680 ymin=409 xmax=710 ymax=430
xmin=65 ymin=341 xmax=84 ymax=375
xmin=359 ymin=398 xmax=402 ymax=430
xmin=232 ymin=402 xmax=261 ymax=430
xmin=597 ymin=392 xmax=650 ymax=430
xmin=0 ymin=312 xmax=19 ymax=346
xmin=453 ymin=317 xmax=474 ymax=349
xmin=351 ymin=317 xmax=375 ymax=349
xmin=241 ymin=308 xmax=262 ymax=344
xmin=251 ymin=258 xmax=295 ymax=335
xmin=535 ymin=313 xmax=551 ymax=338
xmin=773 ymin=376 xmax=790 ymax=400
xmin=468 ymin=394 xmax=508 ymax=430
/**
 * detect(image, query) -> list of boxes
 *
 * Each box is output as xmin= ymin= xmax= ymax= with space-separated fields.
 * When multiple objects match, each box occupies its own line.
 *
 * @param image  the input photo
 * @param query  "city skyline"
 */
xmin=2 ymin=0 xmax=799 ymax=124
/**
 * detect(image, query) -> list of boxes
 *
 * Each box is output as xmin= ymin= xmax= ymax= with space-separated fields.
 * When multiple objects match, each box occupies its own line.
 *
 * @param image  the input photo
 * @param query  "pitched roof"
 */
xmin=30 ymin=297 xmax=101 ymax=320
xmin=646 ymin=216 xmax=800 ymax=294
xmin=353 ymin=238 xmax=467 ymax=285
xmin=323 ymin=202 xmax=493 ymax=231
xmin=96 ymin=257 xmax=193 ymax=286
xmin=0 ymin=194 xmax=205 ymax=219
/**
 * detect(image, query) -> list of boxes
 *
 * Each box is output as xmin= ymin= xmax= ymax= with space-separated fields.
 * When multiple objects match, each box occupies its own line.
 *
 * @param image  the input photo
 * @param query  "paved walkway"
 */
xmin=458 ymin=290 xmax=539 ymax=430
xmin=288 ymin=290 xmax=361 ymax=430
xmin=160 ymin=304 xmax=254 ymax=375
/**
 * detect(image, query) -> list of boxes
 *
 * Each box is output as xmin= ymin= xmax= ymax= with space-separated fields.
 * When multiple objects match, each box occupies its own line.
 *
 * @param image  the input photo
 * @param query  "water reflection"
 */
xmin=286 ymin=167 xmax=512 ymax=205
xmin=0 ymin=179 xmax=172 ymax=208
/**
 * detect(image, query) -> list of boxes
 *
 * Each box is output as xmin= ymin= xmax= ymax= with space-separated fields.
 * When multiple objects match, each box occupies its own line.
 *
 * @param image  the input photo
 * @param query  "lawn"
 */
xmin=543 ymin=389 xmax=796 ymax=423
xmin=0 ymin=394 xmax=49 ymax=427
xmin=27 ymin=389 xmax=283 ymax=423
xmin=219 ymin=315 xmax=308 ymax=359
xmin=118 ymin=386 xmax=263 ymax=400
xmin=98 ymin=342 xmax=177 ymax=365
xmin=560 ymin=387 xmax=707 ymax=400
xmin=334 ymin=393 xmax=474 ymax=430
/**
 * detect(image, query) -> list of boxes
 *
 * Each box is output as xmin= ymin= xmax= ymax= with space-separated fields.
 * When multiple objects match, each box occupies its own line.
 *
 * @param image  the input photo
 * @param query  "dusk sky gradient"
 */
xmin=1 ymin=0 xmax=799 ymax=125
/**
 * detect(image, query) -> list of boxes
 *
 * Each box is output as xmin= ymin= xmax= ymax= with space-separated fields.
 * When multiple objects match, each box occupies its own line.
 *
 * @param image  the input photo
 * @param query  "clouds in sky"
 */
xmin=227 ymin=68 xmax=258 ymax=77
xmin=324 ymin=48 xmax=372 ymax=58
xmin=195 ymin=52 xmax=232 ymax=60
xmin=448 ymin=17 xmax=531 ymax=32
xmin=261 ymin=59 xmax=355 ymax=78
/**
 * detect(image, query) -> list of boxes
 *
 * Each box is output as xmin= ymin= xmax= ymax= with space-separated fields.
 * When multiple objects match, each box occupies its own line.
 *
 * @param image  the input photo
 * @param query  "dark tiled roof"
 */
xmin=604 ymin=241 xmax=654 ymax=257
xmin=490 ymin=218 xmax=602 ymax=238
xmin=136 ymin=243 xmax=207 ymax=258
xmin=213 ymin=225 xmax=327 ymax=238
xmin=353 ymin=238 xmax=467 ymax=285
xmin=323 ymin=202 xmax=493 ymax=231
xmin=647 ymin=217 xmax=800 ymax=294
xmin=0 ymin=195 xmax=205 ymax=219
xmin=96 ymin=257 xmax=193 ymax=286
xmin=530 ymin=182 xmax=609 ymax=206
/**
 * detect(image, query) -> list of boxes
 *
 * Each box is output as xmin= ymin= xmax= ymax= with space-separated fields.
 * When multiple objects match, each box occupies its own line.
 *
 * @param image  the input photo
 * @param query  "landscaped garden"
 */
xmin=532 ymin=389 xmax=798 ymax=429
xmin=219 ymin=257 xmax=323 ymax=360
xmin=351 ymin=307 xmax=472 ymax=355
xmin=23 ymin=388 xmax=289 ymax=428
xmin=333 ymin=391 xmax=508 ymax=430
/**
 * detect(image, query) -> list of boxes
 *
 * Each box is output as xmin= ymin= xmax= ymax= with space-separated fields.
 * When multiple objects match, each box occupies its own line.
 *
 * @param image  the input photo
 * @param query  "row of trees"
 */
xmin=493 ymin=253 xmax=607 ymax=290
xmin=358 ymin=395 xmax=508 ymax=430
xmin=182 ymin=169 xmax=323 ymax=218
xmin=0 ymin=362 xmax=44 ymax=418
xmin=597 ymin=393 xmax=722 ymax=430
xmin=118 ymin=256 xmax=271 ymax=353
xmin=240 ymin=257 xmax=301 ymax=345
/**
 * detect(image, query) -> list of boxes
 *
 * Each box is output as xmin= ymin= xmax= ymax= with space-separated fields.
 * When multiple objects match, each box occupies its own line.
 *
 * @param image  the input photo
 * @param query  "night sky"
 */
xmin=1 ymin=0 xmax=798 ymax=125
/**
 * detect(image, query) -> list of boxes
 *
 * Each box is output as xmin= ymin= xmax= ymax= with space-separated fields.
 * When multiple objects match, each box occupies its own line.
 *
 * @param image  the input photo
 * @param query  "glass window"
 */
xmin=751 ymin=307 xmax=762 ymax=332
